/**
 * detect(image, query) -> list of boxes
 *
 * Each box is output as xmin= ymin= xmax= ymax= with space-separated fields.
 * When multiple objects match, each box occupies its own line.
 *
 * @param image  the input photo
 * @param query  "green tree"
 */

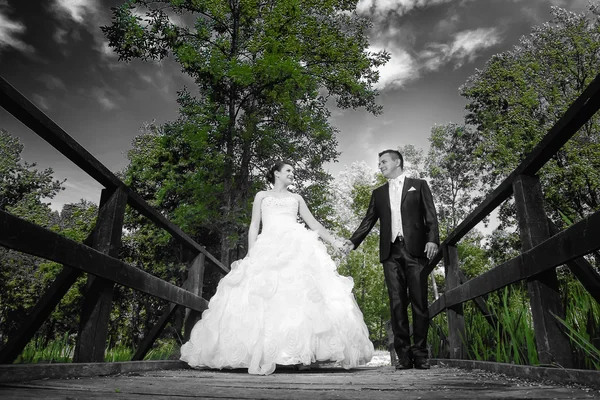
xmin=460 ymin=4 xmax=600 ymax=229
xmin=0 ymin=200 xmax=99 ymax=348
xmin=0 ymin=130 xmax=64 ymax=345
xmin=103 ymin=0 xmax=389 ymax=265
xmin=36 ymin=200 xmax=99 ymax=344
xmin=0 ymin=131 xmax=101 ymax=348
xmin=425 ymin=123 xmax=480 ymax=237
xmin=0 ymin=129 xmax=64 ymax=213
xmin=398 ymin=144 xmax=426 ymax=179
xmin=331 ymin=162 xmax=389 ymax=346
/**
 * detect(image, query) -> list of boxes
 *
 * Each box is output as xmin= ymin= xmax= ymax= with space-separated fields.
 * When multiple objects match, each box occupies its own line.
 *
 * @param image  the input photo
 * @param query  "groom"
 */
xmin=344 ymin=149 xmax=439 ymax=370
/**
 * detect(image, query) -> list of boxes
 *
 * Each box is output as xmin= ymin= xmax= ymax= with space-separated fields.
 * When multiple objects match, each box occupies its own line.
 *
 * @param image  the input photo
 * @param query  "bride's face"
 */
xmin=276 ymin=164 xmax=294 ymax=186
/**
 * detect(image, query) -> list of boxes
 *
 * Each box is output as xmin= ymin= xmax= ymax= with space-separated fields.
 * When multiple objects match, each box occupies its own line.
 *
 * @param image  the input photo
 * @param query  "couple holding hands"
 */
xmin=180 ymin=149 xmax=440 ymax=375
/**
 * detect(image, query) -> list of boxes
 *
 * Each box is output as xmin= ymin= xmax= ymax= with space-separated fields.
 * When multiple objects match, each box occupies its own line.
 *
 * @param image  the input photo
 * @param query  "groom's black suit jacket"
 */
xmin=349 ymin=177 xmax=440 ymax=262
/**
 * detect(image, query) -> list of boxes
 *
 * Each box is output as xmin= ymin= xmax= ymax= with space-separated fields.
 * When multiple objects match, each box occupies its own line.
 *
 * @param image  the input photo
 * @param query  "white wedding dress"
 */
xmin=180 ymin=196 xmax=374 ymax=375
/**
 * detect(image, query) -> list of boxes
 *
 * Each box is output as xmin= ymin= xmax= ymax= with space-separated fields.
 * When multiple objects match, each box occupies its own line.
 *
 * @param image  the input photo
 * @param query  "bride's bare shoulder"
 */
xmin=292 ymin=193 xmax=305 ymax=203
xmin=254 ymin=191 xmax=268 ymax=200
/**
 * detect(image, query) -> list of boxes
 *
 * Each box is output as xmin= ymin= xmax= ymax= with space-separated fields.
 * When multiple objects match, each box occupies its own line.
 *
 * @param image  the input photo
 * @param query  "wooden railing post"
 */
xmin=184 ymin=253 xmax=206 ymax=341
xmin=513 ymin=174 xmax=574 ymax=368
xmin=73 ymin=188 xmax=127 ymax=363
xmin=443 ymin=244 xmax=466 ymax=359
xmin=131 ymin=252 xmax=207 ymax=360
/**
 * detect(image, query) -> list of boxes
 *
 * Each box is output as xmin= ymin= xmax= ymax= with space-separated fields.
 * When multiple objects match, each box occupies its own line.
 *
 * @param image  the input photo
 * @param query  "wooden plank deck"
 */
xmin=1 ymin=364 xmax=598 ymax=399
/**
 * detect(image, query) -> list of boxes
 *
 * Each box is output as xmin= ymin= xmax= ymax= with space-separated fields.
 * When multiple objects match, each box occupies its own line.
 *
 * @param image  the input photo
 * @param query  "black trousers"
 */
xmin=382 ymin=237 xmax=429 ymax=359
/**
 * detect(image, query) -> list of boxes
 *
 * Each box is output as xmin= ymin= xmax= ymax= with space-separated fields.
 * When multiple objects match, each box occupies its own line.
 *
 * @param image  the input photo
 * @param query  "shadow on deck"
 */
xmin=0 ymin=361 xmax=598 ymax=399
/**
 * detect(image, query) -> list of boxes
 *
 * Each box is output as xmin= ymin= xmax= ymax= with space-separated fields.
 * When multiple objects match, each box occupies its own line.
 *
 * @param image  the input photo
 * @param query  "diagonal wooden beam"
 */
xmin=547 ymin=219 xmax=600 ymax=305
xmin=132 ymin=253 xmax=207 ymax=361
xmin=429 ymin=207 xmax=600 ymax=318
xmin=0 ymin=266 xmax=80 ymax=364
xmin=458 ymin=270 xmax=501 ymax=332
xmin=0 ymin=222 xmax=100 ymax=365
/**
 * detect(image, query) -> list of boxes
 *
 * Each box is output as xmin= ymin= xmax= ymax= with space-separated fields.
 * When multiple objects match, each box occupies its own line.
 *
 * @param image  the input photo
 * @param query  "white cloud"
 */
xmin=32 ymin=94 xmax=50 ymax=111
xmin=131 ymin=5 xmax=190 ymax=28
xmin=357 ymin=0 xmax=454 ymax=18
xmin=46 ymin=178 xmax=102 ymax=211
xmin=0 ymin=6 xmax=35 ymax=54
xmin=372 ymin=45 xmax=419 ymax=90
xmin=38 ymin=74 xmax=66 ymax=91
xmin=358 ymin=126 xmax=377 ymax=158
xmin=99 ymin=41 xmax=116 ymax=58
xmin=53 ymin=27 xmax=68 ymax=44
xmin=92 ymin=87 xmax=117 ymax=110
xmin=98 ymin=40 xmax=124 ymax=69
xmin=51 ymin=0 xmax=99 ymax=24
xmin=420 ymin=27 xmax=501 ymax=71
xmin=51 ymin=0 xmax=114 ymax=61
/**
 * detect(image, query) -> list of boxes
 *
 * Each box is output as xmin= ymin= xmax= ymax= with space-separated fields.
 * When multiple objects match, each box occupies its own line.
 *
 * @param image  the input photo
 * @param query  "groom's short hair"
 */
xmin=378 ymin=149 xmax=404 ymax=170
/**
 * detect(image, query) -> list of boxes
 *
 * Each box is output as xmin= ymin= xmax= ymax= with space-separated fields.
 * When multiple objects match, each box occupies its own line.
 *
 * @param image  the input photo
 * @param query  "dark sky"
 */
xmin=0 ymin=0 xmax=592 ymax=211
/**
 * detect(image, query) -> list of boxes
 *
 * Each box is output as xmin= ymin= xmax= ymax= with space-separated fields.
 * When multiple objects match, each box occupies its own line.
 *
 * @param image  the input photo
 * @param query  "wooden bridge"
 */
xmin=1 ymin=72 xmax=600 ymax=399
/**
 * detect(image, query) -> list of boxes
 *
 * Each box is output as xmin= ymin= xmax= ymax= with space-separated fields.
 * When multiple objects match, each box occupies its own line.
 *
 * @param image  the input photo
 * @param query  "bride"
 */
xmin=180 ymin=160 xmax=374 ymax=375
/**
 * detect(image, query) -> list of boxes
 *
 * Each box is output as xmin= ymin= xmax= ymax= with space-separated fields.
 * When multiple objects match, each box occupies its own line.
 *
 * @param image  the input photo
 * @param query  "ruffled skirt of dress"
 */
xmin=179 ymin=222 xmax=374 ymax=375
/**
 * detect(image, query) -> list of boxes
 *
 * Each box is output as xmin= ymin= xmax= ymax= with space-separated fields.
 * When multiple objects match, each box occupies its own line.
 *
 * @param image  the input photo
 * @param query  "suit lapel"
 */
xmin=401 ymin=177 xmax=411 ymax=206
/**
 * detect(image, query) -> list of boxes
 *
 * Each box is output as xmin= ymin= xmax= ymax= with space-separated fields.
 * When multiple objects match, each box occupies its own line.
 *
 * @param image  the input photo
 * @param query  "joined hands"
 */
xmin=332 ymin=239 xmax=354 ymax=256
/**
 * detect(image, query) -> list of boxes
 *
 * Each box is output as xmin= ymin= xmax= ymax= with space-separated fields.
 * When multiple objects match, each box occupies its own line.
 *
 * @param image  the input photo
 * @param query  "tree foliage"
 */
xmin=460 ymin=4 xmax=600 ymax=228
xmin=425 ymin=123 xmax=480 ymax=237
xmin=0 ymin=131 xmax=98 ymax=346
xmin=330 ymin=161 xmax=389 ymax=345
xmin=103 ymin=0 xmax=389 ymax=264
xmin=0 ymin=129 xmax=64 ymax=213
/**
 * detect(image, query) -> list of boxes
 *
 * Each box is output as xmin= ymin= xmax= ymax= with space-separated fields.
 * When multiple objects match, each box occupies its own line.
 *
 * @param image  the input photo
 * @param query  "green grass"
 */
xmin=15 ymin=335 xmax=178 ymax=364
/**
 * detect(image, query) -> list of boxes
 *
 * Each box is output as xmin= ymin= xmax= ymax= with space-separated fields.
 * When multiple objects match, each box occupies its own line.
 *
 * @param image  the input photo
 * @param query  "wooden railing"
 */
xmin=0 ymin=76 xmax=229 ymax=364
xmin=425 ymin=73 xmax=600 ymax=367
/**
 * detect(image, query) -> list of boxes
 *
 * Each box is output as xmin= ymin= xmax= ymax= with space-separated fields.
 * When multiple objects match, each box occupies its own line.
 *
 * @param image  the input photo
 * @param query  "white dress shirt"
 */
xmin=388 ymin=174 xmax=405 ymax=242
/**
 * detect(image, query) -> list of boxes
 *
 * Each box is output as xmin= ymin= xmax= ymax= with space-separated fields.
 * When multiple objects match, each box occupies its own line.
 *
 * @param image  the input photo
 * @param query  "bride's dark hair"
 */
xmin=266 ymin=160 xmax=293 ymax=184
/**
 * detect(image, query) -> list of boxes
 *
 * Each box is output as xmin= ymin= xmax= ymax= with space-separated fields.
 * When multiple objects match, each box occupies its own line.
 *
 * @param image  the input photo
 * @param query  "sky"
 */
xmin=0 ymin=0 xmax=593 ymax=214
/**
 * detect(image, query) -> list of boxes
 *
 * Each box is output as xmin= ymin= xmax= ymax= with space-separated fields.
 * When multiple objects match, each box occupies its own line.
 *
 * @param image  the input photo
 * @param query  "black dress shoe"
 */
xmin=413 ymin=357 xmax=430 ymax=369
xmin=395 ymin=358 xmax=413 ymax=370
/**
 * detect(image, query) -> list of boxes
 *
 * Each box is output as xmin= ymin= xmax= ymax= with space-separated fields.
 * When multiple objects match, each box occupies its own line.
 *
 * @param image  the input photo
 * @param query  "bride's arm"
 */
xmin=296 ymin=194 xmax=343 ymax=248
xmin=248 ymin=191 xmax=265 ymax=251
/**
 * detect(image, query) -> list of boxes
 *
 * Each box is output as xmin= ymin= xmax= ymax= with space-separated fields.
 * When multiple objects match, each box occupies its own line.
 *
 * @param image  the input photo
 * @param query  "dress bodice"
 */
xmin=261 ymin=196 xmax=299 ymax=229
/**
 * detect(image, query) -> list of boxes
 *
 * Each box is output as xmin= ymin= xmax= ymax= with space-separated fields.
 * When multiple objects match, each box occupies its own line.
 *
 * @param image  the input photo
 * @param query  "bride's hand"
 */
xmin=332 ymin=240 xmax=347 ymax=255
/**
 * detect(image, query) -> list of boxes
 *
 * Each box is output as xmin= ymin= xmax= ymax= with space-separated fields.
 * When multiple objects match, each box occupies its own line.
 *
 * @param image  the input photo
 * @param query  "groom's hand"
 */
xmin=424 ymin=242 xmax=438 ymax=259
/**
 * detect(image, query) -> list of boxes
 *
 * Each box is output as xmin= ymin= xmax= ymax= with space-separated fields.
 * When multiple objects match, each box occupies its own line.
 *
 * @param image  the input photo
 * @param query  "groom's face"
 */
xmin=378 ymin=153 xmax=401 ymax=178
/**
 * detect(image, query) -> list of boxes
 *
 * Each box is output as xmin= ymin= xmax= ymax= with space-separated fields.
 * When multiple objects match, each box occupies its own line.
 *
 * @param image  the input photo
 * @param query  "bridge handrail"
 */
xmin=429 ymin=207 xmax=600 ymax=318
xmin=424 ymin=72 xmax=600 ymax=365
xmin=424 ymin=72 xmax=600 ymax=276
xmin=0 ymin=76 xmax=228 ymax=275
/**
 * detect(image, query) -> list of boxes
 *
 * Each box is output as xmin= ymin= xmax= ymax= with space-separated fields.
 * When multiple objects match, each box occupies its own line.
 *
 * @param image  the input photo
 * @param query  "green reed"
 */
xmin=559 ymin=275 xmax=600 ymax=369
xmin=429 ymin=282 xmax=599 ymax=370
xmin=102 ymin=338 xmax=179 ymax=362
xmin=144 ymin=339 xmax=178 ymax=360
xmin=15 ymin=335 xmax=178 ymax=363
xmin=15 ymin=333 xmax=75 ymax=364
xmin=468 ymin=287 xmax=538 ymax=365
